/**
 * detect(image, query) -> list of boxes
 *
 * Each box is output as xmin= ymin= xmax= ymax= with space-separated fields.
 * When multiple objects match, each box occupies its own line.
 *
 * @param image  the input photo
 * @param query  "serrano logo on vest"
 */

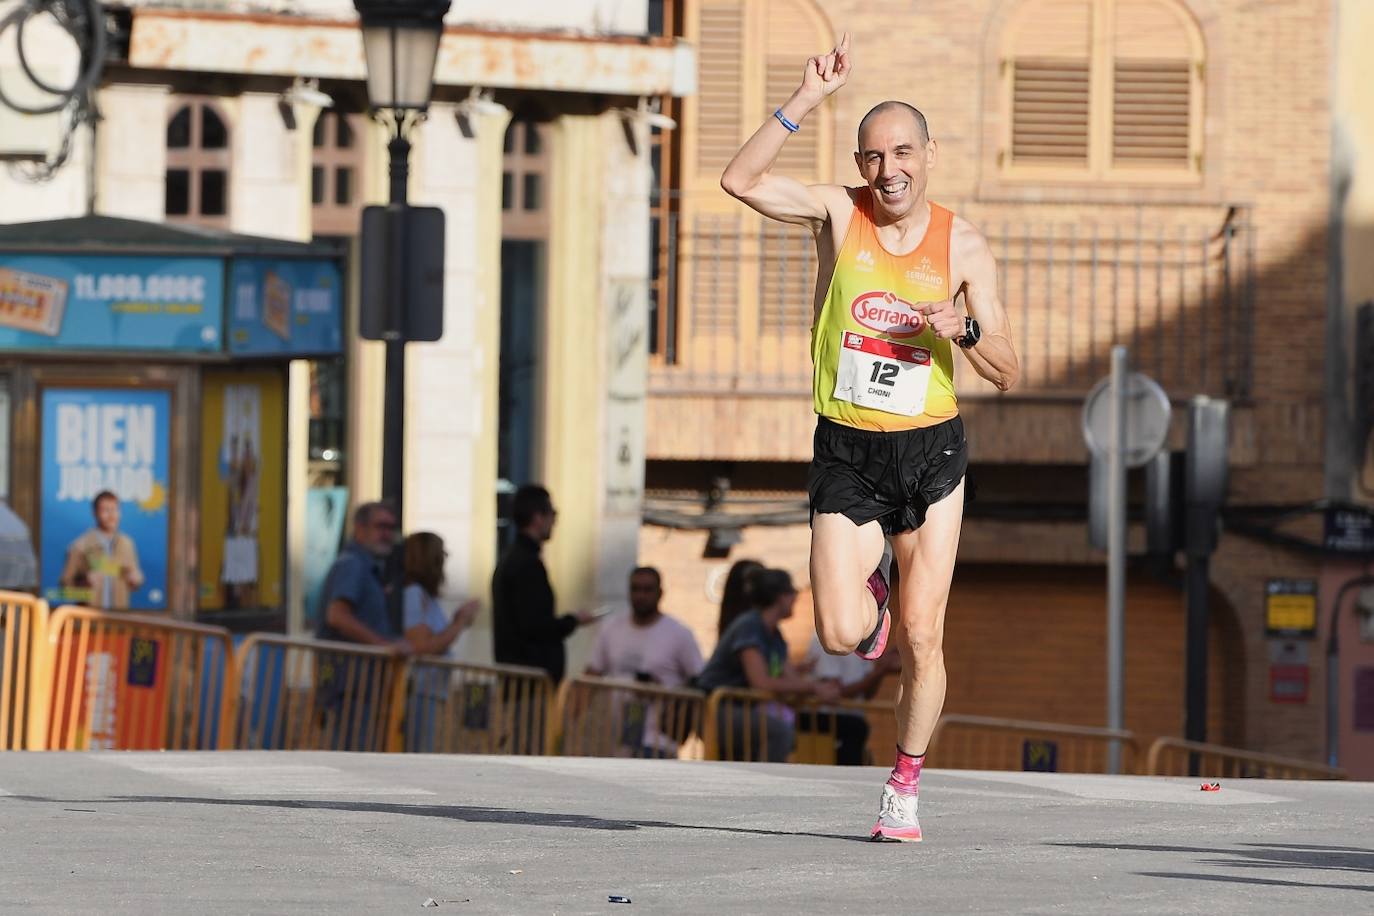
xmin=850 ymin=290 xmax=927 ymax=338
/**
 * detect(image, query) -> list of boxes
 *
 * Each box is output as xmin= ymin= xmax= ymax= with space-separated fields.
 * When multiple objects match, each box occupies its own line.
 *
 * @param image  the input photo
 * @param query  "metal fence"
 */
xmin=554 ymin=675 xmax=706 ymax=760
xmin=0 ymin=591 xmax=46 ymax=750
xmin=928 ymin=714 xmax=1141 ymax=774
xmin=233 ymin=634 xmax=405 ymax=752
xmin=41 ymin=606 xmax=234 ymax=751
xmin=650 ymin=203 xmax=1254 ymax=400
xmin=1145 ymin=737 xmax=1347 ymax=780
xmin=400 ymin=657 xmax=553 ymax=756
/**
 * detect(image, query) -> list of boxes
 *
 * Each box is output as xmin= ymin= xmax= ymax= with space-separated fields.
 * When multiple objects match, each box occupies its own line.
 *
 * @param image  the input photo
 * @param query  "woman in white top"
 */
xmin=402 ymin=531 xmax=480 ymax=752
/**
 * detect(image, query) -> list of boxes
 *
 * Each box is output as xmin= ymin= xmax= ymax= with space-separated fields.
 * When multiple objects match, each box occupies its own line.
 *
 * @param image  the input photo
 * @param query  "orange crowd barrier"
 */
xmin=1144 ymin=737 xmax=1346 ymax=780
xmin=233 ymin=633 xmax=406 ymax=752
xmin=554 ymin=675 xmax=706 ymax=760
xmin=928 ymin=714 xmax=1140 ymax=774
xmin=0 ymin=591 xmax=47 ymax=750
xmin=399 ymin=656 xmax=553 ymax=755
xmin=702 ymin=686 xmax=894 ymax=765
xmin=40 ymin=605 xmax=235 ymax=751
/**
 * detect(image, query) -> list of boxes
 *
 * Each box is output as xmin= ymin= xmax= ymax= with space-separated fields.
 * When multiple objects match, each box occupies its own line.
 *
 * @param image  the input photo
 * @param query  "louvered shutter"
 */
xmin=696 ymin=1 xmax=745 ymax=175
xmin=759 ymin=0 xmax=824 ymax=333
xmin=1111 ymin=0 xmax=1195 ymax=167
xmin=1009 ymin=0 xmax=1093 ymax=165
xmin=764 ymin=0 xmax=820 ymax=180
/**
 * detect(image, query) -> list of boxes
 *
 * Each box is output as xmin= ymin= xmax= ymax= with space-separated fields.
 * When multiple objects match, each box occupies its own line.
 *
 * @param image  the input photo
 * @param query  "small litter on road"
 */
xmin=609 ymin=895 xmax=632 ymax=904
xmin=508 ymin=870 xmax=523 ymax=875
xmin=422 ymin=899 xmax=439 ymax=908
xmin=1200 ymin=782 xmax=1221 ymax=792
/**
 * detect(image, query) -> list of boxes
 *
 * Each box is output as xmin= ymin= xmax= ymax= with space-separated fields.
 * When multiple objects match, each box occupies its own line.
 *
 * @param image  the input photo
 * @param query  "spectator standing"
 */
xmin=492 ymin=485 xmax=597 ymax=682
xmin=401 ymin=531 xmax=480 ymax=752
xmin=314 ymin=501 xmax=410 ymax=748
xmin=697 ymin=568 xmax=837 ymax=762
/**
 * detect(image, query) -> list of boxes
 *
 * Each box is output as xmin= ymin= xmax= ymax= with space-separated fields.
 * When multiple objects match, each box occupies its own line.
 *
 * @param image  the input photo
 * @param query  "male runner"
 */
xmin=720 ymin=33 xmax=1020 ymax=841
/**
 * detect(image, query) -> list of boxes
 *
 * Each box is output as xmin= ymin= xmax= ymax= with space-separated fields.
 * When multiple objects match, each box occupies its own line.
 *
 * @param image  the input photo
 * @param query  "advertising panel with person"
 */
xmin=40 ymin=387 xmax=171 ymax=610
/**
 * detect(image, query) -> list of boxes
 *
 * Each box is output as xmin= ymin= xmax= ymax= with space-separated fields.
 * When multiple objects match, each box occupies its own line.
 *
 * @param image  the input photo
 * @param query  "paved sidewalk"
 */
xmin=0 ymin=753 xmax=1370 ymax=914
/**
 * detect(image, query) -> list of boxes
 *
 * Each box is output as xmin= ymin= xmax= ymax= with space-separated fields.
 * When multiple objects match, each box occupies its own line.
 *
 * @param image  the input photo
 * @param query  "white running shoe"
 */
xmin=870 ymin=784 xmax=923 ymax=842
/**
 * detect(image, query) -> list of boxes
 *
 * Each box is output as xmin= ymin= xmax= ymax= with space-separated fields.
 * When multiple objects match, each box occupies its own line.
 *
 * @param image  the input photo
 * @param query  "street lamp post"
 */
xmin=354 ymin=0 xmax=451 ymax=619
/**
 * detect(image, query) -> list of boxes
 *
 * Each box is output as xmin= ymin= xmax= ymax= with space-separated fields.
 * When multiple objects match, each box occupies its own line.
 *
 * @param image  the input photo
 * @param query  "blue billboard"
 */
xmin=228 ymin=257 xmax=343 ymax=356
xmin=0 ymin=254 xmax=222 ymax=351
xmin=40 ymin=388 xmax=172 ymax=611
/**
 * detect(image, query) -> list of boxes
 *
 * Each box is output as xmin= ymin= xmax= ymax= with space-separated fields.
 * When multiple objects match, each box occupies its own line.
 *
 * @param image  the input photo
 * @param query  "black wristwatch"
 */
xmin=956 ymin=316 xmax=981 ymax=349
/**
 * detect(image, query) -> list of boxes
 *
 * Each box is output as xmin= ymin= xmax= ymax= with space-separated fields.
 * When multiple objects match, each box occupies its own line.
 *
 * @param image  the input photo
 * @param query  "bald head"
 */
xmin=857 ymin=101 xmax=930 ymax=150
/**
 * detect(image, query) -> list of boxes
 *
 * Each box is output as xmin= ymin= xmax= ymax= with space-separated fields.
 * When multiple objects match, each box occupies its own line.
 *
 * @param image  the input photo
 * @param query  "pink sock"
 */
xmin=887 ymin=747 xmax=925 ymax=796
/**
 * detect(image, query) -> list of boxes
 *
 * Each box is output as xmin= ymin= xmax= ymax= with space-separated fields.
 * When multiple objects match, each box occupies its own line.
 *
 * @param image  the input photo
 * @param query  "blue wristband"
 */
xmin=773 ymin=108 xmax=800 ymax=133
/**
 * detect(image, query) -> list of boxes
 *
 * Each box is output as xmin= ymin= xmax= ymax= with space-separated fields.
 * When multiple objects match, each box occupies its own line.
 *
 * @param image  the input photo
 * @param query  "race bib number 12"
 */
xmin=833 ymin=332 xmax=932 ymax=416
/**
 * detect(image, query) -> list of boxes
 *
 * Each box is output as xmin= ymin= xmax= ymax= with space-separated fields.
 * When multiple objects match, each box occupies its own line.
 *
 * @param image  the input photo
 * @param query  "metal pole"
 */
xmin=1107 ymin=345 xmax=1128 ymax=774
xmin=383 ymin=127 xmax=410 ymax=629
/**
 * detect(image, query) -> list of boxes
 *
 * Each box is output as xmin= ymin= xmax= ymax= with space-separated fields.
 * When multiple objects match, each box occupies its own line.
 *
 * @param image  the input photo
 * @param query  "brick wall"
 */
xmin=642 ymin=0 xmax=1336 ymax=762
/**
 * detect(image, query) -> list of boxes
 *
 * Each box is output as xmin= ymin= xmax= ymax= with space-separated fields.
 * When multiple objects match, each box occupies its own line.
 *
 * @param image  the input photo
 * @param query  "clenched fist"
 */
xmin=917 ymin=298 xmax=964 ymax=340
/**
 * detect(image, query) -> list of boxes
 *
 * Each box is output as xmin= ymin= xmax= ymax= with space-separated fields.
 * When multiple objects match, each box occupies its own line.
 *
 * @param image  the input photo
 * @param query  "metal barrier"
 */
xmin=703 ymin=687 xmax=895 ymax=765
xmin=0 ymin=591 xmax=47 ymax=750
xmin=233 ymin=634 xmax=405 ymax=752
xmin=400 ymin=657 xmax=552 ymax=755
xmin=554 ymin=676 xmax=706 ymax=760
xmin=928 ymin=714 xmax=1141 ymax=774
xmin=41 ymin=605 xmax=235 ymax=751
xmin=1144 ymin=737 xmax=1347 ymax=780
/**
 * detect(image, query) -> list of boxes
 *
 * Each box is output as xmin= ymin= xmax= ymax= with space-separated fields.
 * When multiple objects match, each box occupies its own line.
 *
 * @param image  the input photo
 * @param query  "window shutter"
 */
xmin=1111 ymin=0 xmax=1194 ymax=166
xmin=1009 ymin=0 xmax=1093 ymax=165
xmin=764 ymin=0 xmax=820 ymax=181
xmin=696 ymin=1 xmax=745 ymax=175
xmin=757 ymin=0 xmax=826 ymax=332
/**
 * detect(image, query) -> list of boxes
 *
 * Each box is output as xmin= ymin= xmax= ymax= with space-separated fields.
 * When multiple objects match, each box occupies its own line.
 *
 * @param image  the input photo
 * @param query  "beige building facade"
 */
xmin=0 ymin=0 xmax=692 ymax=672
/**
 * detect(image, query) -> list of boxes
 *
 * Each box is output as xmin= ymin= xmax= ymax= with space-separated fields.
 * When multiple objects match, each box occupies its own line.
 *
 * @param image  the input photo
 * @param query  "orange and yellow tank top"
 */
xmin=811 ymin=192 xmax=959 ymax=432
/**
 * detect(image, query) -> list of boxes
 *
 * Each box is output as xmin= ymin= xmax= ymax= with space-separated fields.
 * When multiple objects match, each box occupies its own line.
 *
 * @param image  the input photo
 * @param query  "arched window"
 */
xmin=311 ymin=111 xmax=367 ymax=237
xmin=1000 ymin=0 xmax=1204 ymax=180
xmin=165 ymin=97 xmax=231 ymax=227
xmin=671 ymin=0 xmax=834 ymax=364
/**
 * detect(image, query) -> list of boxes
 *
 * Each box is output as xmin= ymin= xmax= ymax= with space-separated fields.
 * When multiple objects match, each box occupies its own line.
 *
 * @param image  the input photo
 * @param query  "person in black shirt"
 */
xmin=492 ymin=485 xmax=597 ymax=682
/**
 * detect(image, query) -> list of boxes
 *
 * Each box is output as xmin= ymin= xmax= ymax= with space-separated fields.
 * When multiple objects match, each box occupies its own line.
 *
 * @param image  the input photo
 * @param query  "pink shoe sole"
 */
xmin=870 ymin=823 xmax=923 ymax=843
xmin=854 ymin=607 xmax=890 ymax=661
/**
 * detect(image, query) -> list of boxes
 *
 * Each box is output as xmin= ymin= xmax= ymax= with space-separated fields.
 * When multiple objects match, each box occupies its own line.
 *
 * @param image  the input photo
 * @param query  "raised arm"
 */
xmin=720 ymin=32 xmax=852 ymax=232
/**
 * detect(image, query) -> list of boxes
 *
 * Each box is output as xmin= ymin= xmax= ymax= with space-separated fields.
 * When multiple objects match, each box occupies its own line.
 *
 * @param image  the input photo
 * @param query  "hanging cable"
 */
xmin=0 ymin=0 xmax=106 ymax=180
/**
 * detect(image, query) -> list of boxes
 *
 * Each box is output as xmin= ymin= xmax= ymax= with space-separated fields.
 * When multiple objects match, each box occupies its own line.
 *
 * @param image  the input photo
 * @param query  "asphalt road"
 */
xmin=1 ymin=753 xmax=1370 ymax=914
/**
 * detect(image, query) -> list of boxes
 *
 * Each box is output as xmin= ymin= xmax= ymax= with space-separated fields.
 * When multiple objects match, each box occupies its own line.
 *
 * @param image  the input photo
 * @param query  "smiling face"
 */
xmin=854 ymin=105 xmax=937 ymax=222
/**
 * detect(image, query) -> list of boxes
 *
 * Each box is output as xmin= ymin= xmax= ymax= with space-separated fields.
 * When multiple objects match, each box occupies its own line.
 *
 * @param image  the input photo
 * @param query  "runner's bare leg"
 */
xmin=889 ymin=478 xmax=964 ymax=753
xmin=810 ymin=512 xmax=886 ymax=654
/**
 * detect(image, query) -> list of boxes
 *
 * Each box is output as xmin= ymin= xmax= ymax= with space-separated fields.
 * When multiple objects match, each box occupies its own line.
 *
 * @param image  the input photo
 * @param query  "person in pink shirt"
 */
xmin=585 ymin=567 xmax=704 ymax=758
xmin=586 ymin=567 xmax=703 ymax=689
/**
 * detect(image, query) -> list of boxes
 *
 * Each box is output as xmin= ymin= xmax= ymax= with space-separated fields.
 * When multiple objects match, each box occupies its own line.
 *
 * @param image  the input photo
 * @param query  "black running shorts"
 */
xmin=807 ymin=416 xmax=968 ymax=535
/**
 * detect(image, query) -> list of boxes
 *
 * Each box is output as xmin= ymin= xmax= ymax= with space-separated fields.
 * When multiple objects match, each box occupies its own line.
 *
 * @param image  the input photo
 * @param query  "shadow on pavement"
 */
xmin=14 ymin=794 xmax=874 ymax=844
xmin=1050 ymin=842 xmax=1374 ymax=892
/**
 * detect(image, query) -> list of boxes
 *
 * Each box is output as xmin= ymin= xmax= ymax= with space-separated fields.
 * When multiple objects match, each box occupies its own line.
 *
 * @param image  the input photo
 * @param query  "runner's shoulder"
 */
xmin=950 ymin=215 xmax=996 ymax=264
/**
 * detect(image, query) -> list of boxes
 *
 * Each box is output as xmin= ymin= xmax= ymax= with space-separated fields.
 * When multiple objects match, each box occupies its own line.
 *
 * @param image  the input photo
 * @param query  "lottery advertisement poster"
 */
xmin=0 ymin=254 xmax=223 ymax=351
xmin=40 ymin=388 xmax=171 ymax=611
xmin=227 ymin=257 xmax=343 ymax=356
